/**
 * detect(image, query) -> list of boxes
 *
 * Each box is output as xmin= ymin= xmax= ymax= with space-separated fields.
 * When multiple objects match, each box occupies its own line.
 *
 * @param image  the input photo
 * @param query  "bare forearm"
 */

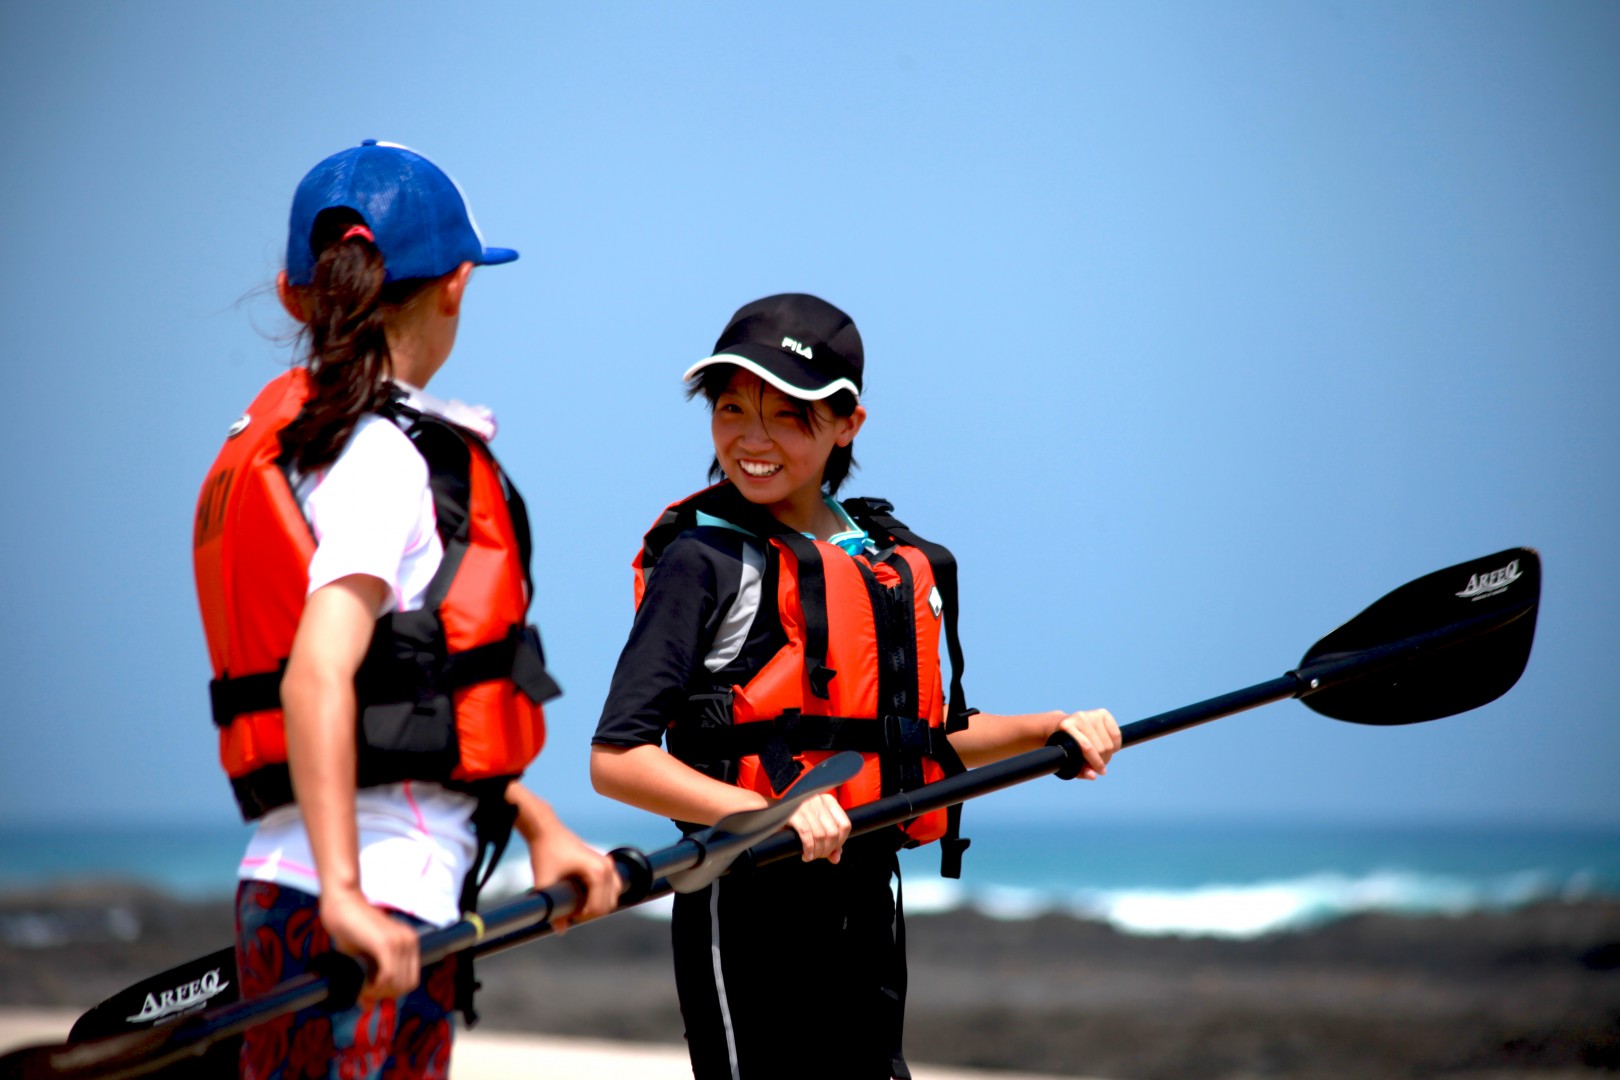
xmin=950 ymin=707 xmax=1122 ymax=779
xmin=947 ymin=710 xmax=1067 ymax=768
xmin=590 ymin=743 xmax=768 ymax=825
xmin=506 ymin=781 xmax=562 ymax=843
xmin=280 ymin=576 xmax=386 ymax=900
xmin=283 ymin=663 xmax=363 ymax=895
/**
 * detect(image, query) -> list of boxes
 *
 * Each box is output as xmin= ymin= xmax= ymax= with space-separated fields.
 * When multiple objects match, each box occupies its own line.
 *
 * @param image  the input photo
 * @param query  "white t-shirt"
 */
xmin=238 ymin=384 xmax=498 ymax=928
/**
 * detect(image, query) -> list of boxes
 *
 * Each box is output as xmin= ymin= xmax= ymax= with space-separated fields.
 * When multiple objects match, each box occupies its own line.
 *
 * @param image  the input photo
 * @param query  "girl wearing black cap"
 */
xmin=591 ymin=293 xmax=1122 ymax=1080
xmin=195 ymin=142 xmax=618 ymax=1080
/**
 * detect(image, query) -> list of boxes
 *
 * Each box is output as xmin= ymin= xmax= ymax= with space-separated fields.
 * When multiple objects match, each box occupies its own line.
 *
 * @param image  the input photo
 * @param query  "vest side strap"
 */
xmin=210 ymin=666 xmax=286 ymax=726
xmin=443 ymin=625 xmax=561 ymax=704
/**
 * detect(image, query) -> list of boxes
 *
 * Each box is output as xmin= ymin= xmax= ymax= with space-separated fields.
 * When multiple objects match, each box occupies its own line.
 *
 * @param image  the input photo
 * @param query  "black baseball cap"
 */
xmin=682 ymin=293 xmax=863 ymax=401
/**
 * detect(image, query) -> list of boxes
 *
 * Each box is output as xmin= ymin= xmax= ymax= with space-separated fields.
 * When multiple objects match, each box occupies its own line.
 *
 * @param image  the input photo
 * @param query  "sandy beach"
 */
xmin=2 ymin=883 xmax=1616 ymax=1078
xmin=0 ymin=1009 xmax=1070 ymax=1080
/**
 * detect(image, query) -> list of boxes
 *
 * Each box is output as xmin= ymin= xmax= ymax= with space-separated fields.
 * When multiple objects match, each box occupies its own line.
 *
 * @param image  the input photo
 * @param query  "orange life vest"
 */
xmin=635 ymin=484 xmax=975 ymax=876
xmin=194 ymin=370 xmax=557 ymax=821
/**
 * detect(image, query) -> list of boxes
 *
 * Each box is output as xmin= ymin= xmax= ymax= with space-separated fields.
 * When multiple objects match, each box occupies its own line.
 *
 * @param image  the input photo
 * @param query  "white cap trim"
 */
xmin=680 ymin=353 xmax=860 ymax=402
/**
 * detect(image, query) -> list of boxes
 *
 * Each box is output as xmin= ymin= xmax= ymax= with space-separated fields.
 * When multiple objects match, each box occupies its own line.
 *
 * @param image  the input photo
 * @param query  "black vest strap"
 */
xmin=455 ymin=781 xmax=522 ymax=1028
xmin=442 ymin=625 xmax=561 ymax=705
xmin=671 ymin=708 xmax=966 ymax=799
xmin=767 ymin=531 xmax=836 ymax=699
xmin=209 ymin=665 xmax=286 ymax=727
xmin=209 ymin=624 xmax=557 ymax=728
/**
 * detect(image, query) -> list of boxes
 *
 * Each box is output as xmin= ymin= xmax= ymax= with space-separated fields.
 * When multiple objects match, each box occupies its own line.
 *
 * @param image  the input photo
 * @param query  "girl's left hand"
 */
xmin=1053 ymin=707 xmax=1123 ymax=780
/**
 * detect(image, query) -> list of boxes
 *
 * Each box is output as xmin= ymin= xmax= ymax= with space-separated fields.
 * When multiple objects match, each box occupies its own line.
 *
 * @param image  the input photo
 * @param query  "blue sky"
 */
xmin=1 ymin=1 xmax=1615 ymax=836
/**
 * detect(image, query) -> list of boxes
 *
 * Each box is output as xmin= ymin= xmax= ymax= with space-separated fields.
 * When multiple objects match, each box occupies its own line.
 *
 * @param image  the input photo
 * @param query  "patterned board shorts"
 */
xmin=235 ymin=881 xmax=459 ymax=1080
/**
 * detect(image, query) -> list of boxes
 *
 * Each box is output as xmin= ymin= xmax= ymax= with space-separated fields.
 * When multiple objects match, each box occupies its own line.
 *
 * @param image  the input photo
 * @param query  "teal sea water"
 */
xmin=3 ymin=820 xmax=1615 ymax=940
xmin=893 ymin=820 xmax=1620 ymax=937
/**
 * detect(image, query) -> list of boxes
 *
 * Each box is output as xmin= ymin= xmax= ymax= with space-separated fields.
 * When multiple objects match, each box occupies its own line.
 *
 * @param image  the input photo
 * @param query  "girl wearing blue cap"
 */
xmin=195 ymin=141 xmax=618 ymax=1080
xmin=591 ymin=293 xmax=1122 ymax=1080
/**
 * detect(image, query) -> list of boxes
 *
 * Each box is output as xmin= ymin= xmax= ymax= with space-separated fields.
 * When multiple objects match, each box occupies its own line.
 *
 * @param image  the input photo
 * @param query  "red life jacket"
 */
xmin=194 ymin=370 xmax=557 ymax=821
xmin=635 ymin=484 xmax=975 ymax=877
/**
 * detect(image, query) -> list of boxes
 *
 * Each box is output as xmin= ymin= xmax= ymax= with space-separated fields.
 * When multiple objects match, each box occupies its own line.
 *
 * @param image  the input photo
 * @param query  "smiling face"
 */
xmin=710 ymin=368 xmax=865 ymax=533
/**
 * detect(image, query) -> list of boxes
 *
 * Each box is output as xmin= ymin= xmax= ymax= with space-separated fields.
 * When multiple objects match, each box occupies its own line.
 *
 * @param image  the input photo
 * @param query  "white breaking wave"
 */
xmin=899 ymin=867 xmax=1596 ymax=939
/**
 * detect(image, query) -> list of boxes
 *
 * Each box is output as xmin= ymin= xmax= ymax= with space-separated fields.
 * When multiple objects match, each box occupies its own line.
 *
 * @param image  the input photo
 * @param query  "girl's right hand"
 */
xmin=787 ymin=792 xmax=851 ymax=864
xmin=318 ymin=886 xmax=421 ymax=1001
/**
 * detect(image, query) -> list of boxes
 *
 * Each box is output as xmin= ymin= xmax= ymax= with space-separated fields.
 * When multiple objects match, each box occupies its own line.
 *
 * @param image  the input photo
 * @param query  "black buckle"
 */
xmin=511 ymin=625 xmax=561 ymax=704
xmin=939 ymin=834 xmax=971 ymax=879
xmin=807 ymin=660 xmax=837 ymax=699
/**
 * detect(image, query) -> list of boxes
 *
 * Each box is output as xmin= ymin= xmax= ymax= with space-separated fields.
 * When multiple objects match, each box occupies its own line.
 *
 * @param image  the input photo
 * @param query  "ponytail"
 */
xmin=281 ymin=208 xmax=433 ymax=473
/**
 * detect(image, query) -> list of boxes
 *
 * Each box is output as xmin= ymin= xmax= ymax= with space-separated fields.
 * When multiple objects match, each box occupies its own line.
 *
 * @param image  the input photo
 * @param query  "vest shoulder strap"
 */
xmin=381 ymin=399 xmax=536 ymax=609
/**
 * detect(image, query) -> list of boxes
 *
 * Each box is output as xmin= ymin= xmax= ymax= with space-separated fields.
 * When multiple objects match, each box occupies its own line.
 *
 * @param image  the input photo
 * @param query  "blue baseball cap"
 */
xmin=285 ymin=140 xmax=517 ymax=285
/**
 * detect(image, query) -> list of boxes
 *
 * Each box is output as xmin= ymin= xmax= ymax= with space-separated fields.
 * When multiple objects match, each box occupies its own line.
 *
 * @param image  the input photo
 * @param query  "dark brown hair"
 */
xmin=280 ymin=208 xmax=435 ymax=473
xmin=686 ymin=364 xmax=860 ymax=496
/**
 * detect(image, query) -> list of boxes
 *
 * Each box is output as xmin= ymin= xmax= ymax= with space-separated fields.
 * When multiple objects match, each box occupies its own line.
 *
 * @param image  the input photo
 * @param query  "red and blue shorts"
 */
xmin=235 ymin=881 xmax=459 ymax=1080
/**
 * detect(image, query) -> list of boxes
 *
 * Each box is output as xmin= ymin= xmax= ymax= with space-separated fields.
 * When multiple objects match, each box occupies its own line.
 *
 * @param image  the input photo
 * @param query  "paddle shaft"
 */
xmin=477 ymin=597 xmax=1531 ymax=952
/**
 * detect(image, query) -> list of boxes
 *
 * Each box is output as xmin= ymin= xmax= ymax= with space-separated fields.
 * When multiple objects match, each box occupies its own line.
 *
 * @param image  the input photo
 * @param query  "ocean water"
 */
xmin=2 ymin=819 xmax=1615 ymax=940
xmin=892 ymin=820 xmax=1620 ymax=938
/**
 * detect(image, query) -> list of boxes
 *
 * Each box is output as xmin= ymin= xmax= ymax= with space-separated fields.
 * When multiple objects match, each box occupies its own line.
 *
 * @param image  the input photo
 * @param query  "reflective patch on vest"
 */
xmin=928 ymin=585 xmax=944 ymax=620
xmin=226 ymin=412 xmax=251 ymax=439
xmin=706 ymin=539 xmax=766 ymax=673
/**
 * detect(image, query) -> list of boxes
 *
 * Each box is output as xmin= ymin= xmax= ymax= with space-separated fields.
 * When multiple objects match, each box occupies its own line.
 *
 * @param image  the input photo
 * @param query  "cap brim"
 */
xmin=480 ymin=246 xmax=519 ymax=266
xmin=681 ymin=343 xmax=859 ymax=401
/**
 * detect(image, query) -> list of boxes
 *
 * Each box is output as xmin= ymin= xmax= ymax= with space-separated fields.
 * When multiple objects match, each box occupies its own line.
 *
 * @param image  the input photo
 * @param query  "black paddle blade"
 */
xmin=1297 ymin=547 xmax=1540 ymax=725
xmin=70 ymin=947 xmax=238 ymax=1041
xmin=47 ymin=945 xmax=242 ymax=1078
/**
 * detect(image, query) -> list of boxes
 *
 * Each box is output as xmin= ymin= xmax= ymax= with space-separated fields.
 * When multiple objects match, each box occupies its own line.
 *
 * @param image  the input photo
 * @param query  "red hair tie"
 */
xmin=341 ymin=224 xmax=375 ymax=243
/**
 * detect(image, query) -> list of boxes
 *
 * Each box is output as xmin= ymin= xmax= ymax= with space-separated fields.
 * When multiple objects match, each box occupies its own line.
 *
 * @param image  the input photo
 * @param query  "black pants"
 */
xmin=671 ymin=838 xmax=910 ymax=1080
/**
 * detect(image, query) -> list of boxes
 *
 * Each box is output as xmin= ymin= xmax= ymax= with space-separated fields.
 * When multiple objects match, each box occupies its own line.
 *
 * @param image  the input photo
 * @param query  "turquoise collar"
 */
xmin=694 ymin=496 xmax=875 ymax=556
